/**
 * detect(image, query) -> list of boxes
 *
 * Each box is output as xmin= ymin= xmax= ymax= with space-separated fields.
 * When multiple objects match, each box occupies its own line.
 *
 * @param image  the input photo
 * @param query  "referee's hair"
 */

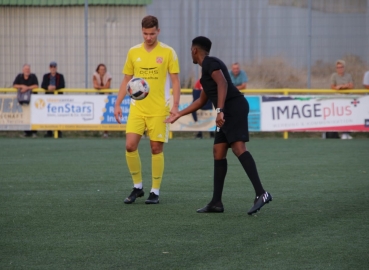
xmin=192 ymin=36 xmax=212 ymax=53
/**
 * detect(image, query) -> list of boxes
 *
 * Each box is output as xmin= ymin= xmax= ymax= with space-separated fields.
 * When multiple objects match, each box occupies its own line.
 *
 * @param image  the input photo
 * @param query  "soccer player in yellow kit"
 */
xmin=114 ymin=15 xmax=181 ymax=204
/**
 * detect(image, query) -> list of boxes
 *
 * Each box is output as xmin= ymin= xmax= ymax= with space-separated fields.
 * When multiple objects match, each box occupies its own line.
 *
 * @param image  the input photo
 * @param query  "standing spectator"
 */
xmin=363 ymin=70 xmax=369 ymax=89
xmin=329 ymin=59 xmax=354 ymax=140
xmin=93 ymin=63 xmax=112 ymax=138
xmin=192 ymin=79 xmax=214 ymax=139
xmin=228 ymin=62 xmax=248 ymax=90
xmin=13 ymin=64 xmax=38 ymax=138
xmin=41 ymin=61 xmax=65 ymax=138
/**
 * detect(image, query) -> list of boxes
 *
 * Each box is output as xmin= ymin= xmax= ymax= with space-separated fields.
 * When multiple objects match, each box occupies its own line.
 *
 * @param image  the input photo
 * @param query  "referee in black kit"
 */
xmin=165 ymin=36 xmax=272 ymax=215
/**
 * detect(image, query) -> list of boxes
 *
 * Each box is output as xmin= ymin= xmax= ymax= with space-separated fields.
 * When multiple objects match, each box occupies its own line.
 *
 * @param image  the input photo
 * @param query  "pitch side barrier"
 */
xmin=1 ymin=88 xmax=368 ymax=139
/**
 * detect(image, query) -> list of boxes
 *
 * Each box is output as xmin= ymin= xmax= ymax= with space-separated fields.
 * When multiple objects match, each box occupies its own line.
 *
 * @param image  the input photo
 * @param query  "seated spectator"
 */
xmin=13 ymin=64 xmax=38 ymax=138
xmin=363 ymin=70 xmax=369 ymax=89
xmin=93 ymin=64 xmax=112 ymax=94
xmin=93 ymin=64 xmax=112 ymax=138
xmin=41 ymin=61 xmax=65 ymax=138
xmin=229 ymin=62 xmax=248 ymax=90
xmin=192 ymin=79 xmax=214 ymax=139
xmin=329 ymin=59 xmax=354 ymax=140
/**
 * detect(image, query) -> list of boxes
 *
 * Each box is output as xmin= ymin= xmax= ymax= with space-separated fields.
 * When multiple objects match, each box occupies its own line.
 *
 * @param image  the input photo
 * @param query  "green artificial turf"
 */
xmin=1 ymin=138 xmax=368 ymax=270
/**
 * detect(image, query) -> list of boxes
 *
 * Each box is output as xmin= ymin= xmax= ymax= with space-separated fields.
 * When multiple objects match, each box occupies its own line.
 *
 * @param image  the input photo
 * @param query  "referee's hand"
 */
xmin=164 ymin=112 xmax=180 ymax=124
xmin=216 ymin=112 xmax=225 ymax=128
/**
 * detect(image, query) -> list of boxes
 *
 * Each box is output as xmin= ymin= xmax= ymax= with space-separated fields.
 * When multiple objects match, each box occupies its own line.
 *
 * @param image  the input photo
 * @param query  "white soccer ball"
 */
xmin=126 ymin=77 xmax=150 ymax=100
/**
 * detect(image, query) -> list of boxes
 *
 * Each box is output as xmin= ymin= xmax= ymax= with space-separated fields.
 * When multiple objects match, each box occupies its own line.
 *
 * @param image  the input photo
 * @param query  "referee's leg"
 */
xmin=197 ymin=142 xmax=228 ymax=213
xmin=231 ymin=141 xmax=272 ymax=215
xmin=231 ymin=141 xmax=265 ymax=196
xmin=211 ymin=143 xmax=229 ymax=205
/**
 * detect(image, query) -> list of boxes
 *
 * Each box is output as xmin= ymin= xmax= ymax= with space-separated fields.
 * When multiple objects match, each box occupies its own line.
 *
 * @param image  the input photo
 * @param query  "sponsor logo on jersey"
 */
xmin=156 ymin=57 xmax=163 ymax=64
xmin=136 ymin=57 xmax=141 ymax=62
xmin=139 ymin=67 xmax=159 ymax=80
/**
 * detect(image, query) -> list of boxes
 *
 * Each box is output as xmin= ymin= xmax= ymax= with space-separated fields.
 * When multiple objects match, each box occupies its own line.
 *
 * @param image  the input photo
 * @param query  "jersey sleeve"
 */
xmin=122 ymin=50 xmax=134 ymax=75
xmin=207 ymin=58 xmax=221 ymax=75
xmin=168 ymin=48 xmax=180 ymax=74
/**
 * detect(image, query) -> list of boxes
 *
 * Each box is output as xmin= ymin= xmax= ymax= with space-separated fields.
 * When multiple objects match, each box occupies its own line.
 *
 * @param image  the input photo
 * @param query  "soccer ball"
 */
xmin=126 ymin=77 xmax=150 ymax=100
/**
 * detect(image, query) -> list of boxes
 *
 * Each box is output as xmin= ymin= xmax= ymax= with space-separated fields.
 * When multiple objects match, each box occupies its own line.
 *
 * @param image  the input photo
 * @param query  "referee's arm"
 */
xmin=165 ymin=91 xmax=209 ymax=124
xmin=211 ymin=70 xmax=227 ymax=109
xmin=179 ymin=91 xmax=209 ymax=116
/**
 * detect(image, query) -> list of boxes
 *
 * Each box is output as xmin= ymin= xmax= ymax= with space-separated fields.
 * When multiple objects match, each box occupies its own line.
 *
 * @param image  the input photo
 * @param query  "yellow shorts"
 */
xmin=126 ymin=114 xmax=169 ymax=142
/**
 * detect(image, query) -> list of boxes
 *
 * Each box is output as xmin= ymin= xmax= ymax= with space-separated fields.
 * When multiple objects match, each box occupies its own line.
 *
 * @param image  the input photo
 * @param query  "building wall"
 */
xmin=0 ymin=6 xmax=146 ymax=88
xmin=1 ymin=1 xmax=368 ymax=88
xmin=147 ymin=0 xmax=369 ymax=82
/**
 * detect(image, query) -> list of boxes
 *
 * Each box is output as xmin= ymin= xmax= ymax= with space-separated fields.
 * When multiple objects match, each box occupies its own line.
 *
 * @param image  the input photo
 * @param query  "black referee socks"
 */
xmin=238 ymin=151 xmax=265 ymax=196
xmin=210 ymin=159 xmax=228 ymax=205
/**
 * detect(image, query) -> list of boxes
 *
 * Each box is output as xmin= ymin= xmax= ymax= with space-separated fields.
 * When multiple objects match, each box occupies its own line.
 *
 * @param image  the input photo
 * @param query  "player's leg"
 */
xmin=144 ymin=116 xmax=169 ymax=204
xmin=124 ymin=115 xmax=146 ymax=204
xmin=231 ymin=141 xmax=272 ymax=215
xmin=197 ymin=132 xmax=229 ymax=213
xmin=147 ymin=140 xmax=164 ymax=204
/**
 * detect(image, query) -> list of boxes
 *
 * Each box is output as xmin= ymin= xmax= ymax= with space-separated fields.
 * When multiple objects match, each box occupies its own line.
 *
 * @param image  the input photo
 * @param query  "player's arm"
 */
xmin=211 ymin=69 xmax=227 ymax=128
xmin=165 ymin=91 xmax=208 ymax=124
xmin=114 ymin=74 xmax=133 ymax=124
xmin=169 ymin=73 xmax=180 ymax=114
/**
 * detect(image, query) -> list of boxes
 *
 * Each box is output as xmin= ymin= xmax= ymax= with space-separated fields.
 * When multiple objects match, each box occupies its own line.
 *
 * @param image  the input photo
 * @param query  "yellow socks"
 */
xmin=126 ymin=150 xmax=164 ymax=194
xmin=151 ymin=152 xmax=164 ymax=194
xmin=125 ymin=150 xmax=142 ymax=188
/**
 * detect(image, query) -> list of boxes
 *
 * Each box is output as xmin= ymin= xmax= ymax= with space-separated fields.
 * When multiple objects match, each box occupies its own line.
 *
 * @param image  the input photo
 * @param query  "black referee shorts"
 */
xmin=214 ymin=96 xmax=249 ymax=145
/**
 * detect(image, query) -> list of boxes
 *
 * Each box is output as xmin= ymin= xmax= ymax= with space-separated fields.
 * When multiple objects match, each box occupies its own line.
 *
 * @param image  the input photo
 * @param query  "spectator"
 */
xmin=41 ymin=61 xmax=65 ymax=138
xmin=93 ymin=63 xmax=112 ymax=138
xmin=192 ymin=79 xmax=214 ymax=139
xmin=329 ymin=59 xmax=354 ymax=140
xmin=13 ymin=64 xmax=38 ymax=138
xmin=93 ymin=64 xmax=112 ymax=94
xmin=363 ymin=70 xmax=369 ymax=89
xmin=228 ymin=62 xmax=248 ymax=90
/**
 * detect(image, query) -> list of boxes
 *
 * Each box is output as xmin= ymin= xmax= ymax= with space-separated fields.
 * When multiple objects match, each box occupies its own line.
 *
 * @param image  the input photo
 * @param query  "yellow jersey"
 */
xmin=123 ymin=42 xmax=180 ymax=116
